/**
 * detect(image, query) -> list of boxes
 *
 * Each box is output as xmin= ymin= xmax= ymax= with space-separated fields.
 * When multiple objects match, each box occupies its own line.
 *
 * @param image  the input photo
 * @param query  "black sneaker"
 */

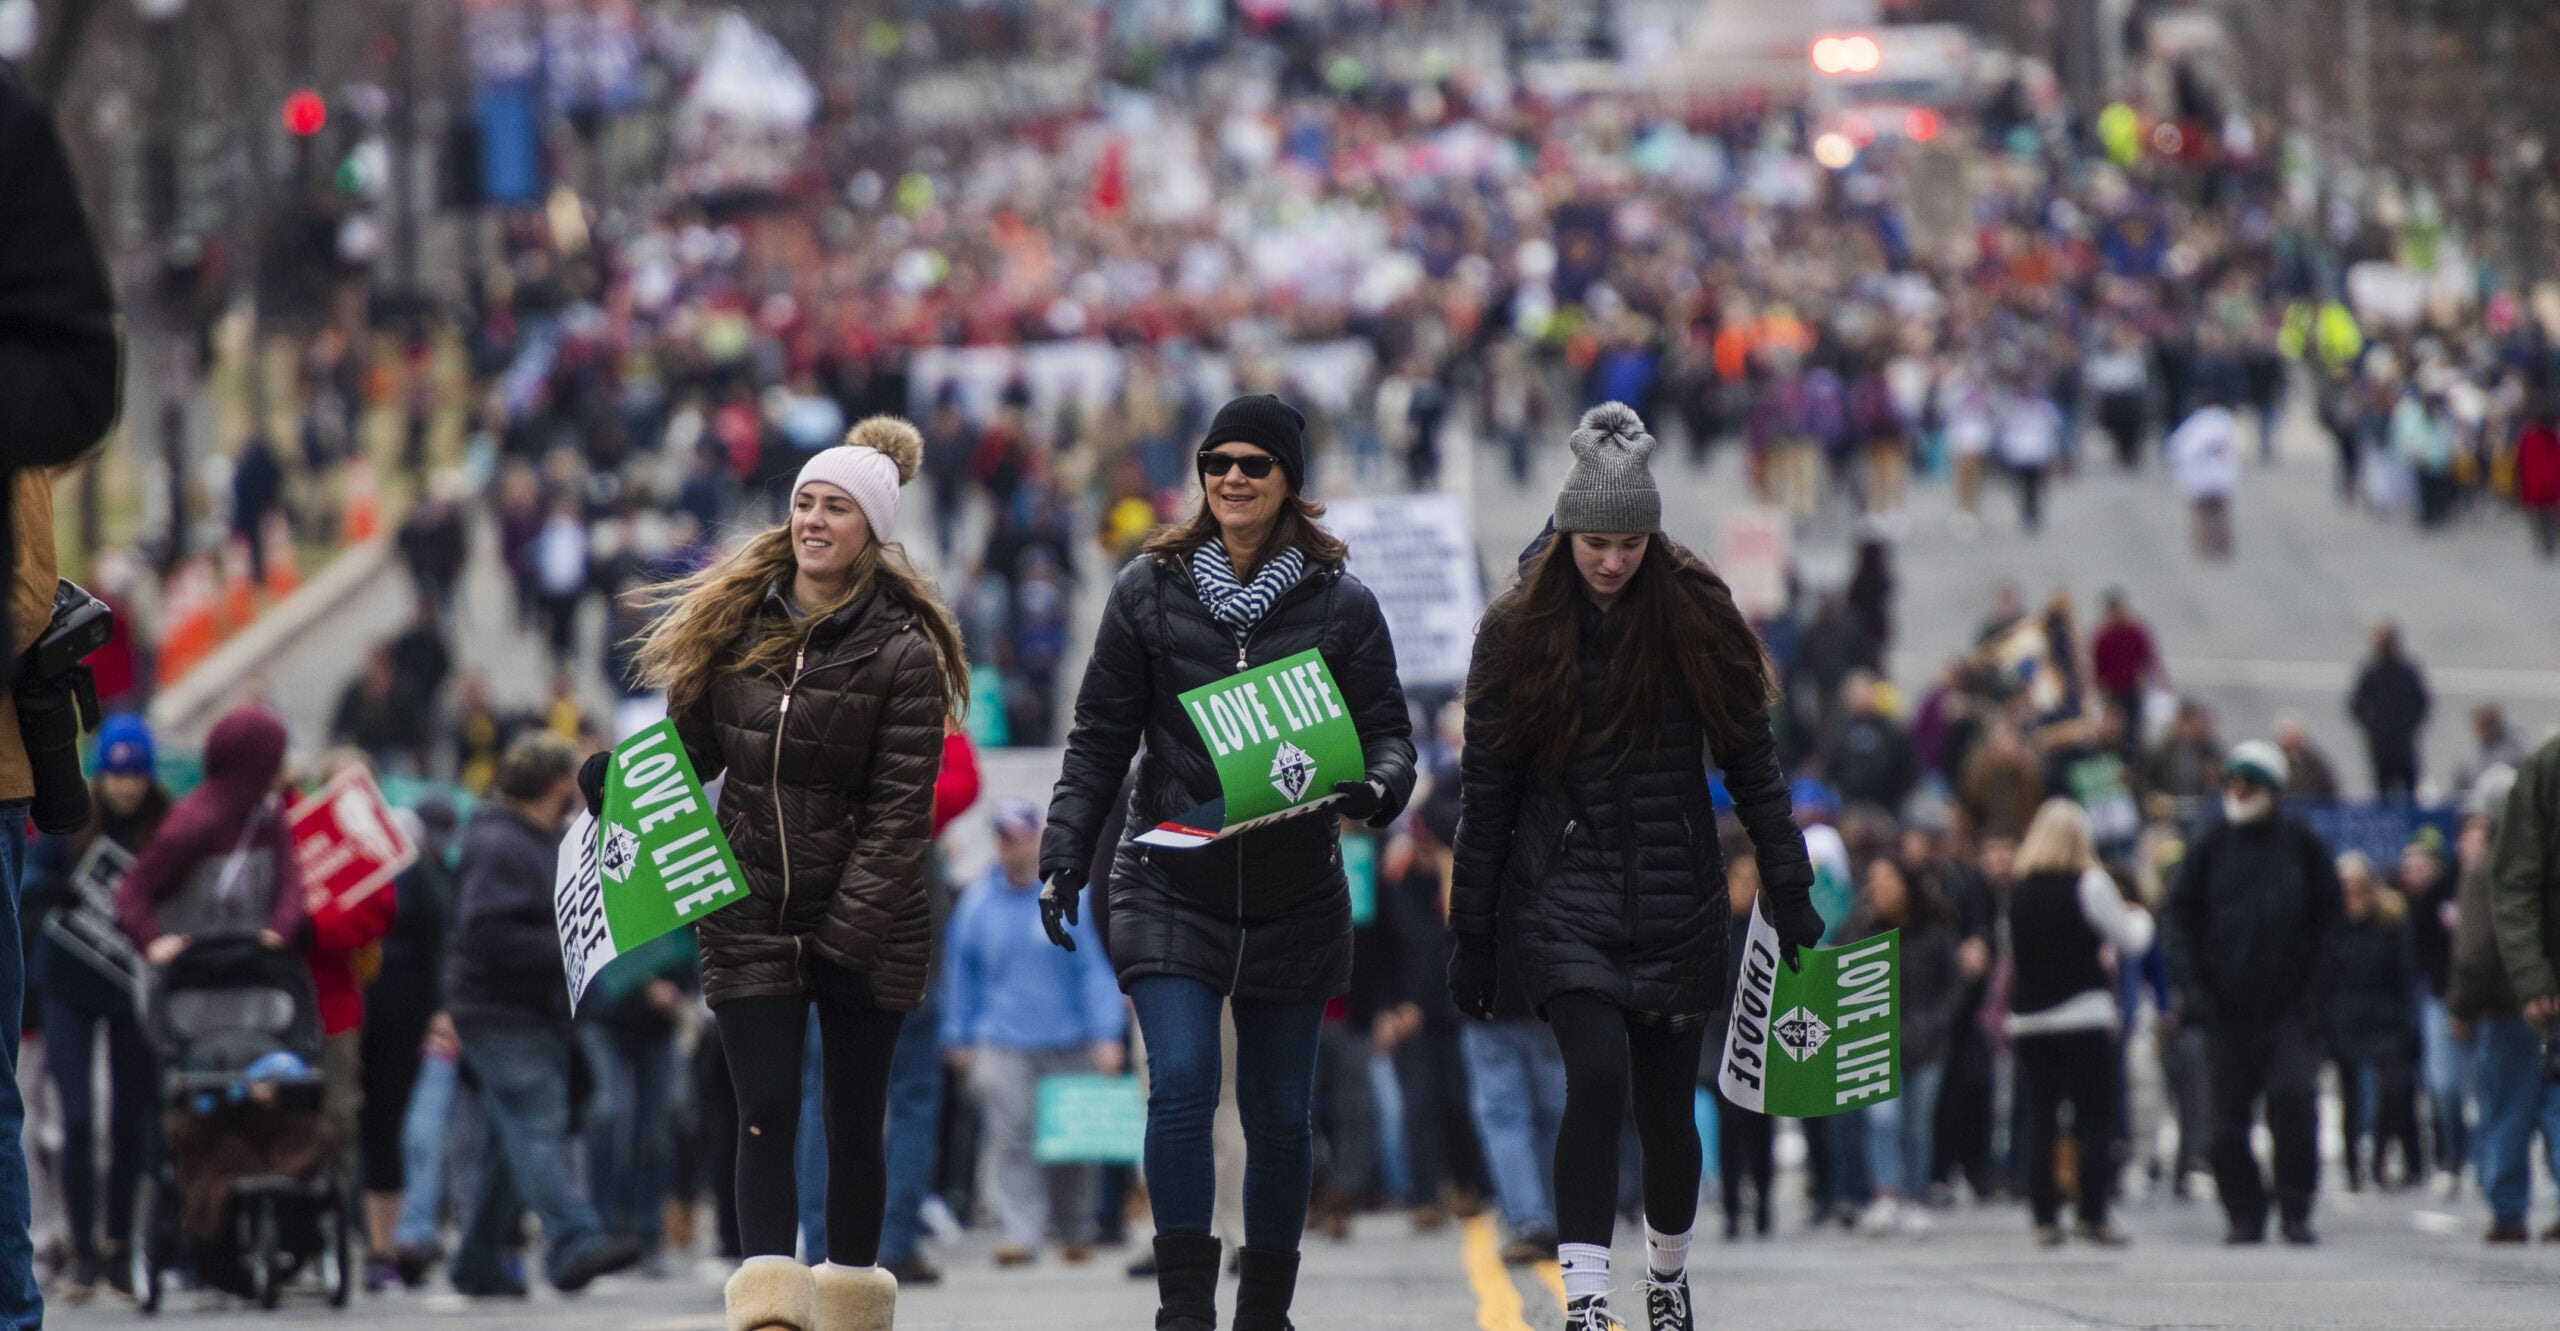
xmin=2224 ymin=1220 xmax=2266 ymax=1246
xmin=1644 ymin=1273 xmax=1695 ymax=1331
xmin=2280 ymin=1219 xmax=2318 ymax=1247
xmin=552 ymin=1236 xmax=643 ymax=1293
xmin=1564 ymin=1294 xmax=1624 ymax=1331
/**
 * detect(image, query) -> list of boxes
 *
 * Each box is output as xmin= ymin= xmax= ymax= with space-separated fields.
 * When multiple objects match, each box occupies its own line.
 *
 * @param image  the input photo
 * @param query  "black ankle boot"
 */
xmin=1230 ymin=1247 xmax=1301 ymax=1331
xmin=1153 ymin=1234 xmax=1223 ymax=1331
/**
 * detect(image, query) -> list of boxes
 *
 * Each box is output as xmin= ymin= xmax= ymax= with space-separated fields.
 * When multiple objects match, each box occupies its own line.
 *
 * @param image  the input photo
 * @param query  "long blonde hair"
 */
xmin=2014 ymin=798 xmax=2097 ymax=876
xmin=632 ymin=524 xmax=969 ymax=720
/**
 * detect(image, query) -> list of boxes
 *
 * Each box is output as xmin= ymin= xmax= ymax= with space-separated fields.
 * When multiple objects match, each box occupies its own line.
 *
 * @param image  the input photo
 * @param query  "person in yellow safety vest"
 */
xmin=2278 ymin=300 xmax=2364 ymax=376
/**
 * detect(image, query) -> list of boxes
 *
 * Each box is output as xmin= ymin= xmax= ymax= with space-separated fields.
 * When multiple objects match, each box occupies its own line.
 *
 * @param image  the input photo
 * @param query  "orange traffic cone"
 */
xmin=160 ymin=560 xmax=219 ymax=683
xmin=261 ymin=512 xmax=302 ymax=599
xmin=218 ymin=536 xmax=256 ymax=634
xmin=342 ymin=456 xmax=380 ymax=544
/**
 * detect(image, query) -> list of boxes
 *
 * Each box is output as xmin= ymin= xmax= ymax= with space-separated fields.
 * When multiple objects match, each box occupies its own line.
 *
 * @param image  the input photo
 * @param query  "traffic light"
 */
xmin=282 ymin=89 xmax=328 ymax=138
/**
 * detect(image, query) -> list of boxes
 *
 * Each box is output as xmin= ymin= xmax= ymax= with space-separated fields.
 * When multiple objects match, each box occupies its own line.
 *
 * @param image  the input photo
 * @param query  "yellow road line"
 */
xmin=1532 ymin=1259 xmax=1565 ymax=1312
xmin=1460 ymin=1215 xmax=1536 ymax=1331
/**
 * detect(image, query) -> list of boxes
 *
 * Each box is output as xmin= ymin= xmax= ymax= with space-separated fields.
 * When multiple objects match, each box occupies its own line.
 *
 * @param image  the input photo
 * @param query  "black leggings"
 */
xmin=1547 ymin=994 xmax=1708 ymax=1246
xmin=714 ymin=963 xmax=904 ymax=1264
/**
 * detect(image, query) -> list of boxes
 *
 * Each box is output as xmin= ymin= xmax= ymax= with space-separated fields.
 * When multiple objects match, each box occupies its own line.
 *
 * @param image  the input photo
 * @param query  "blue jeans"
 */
xmin=0 ymin=808 xmax=36 ymax=1328
xmin=580 ymin=1022 xmax=675 ymax=1256
xmin=1864 ymin=1059 xmax=1947 ymax=1199
xmin=393 ymin=1052 xmax=461 ymax=1249
xmin=803 ymin=998 xmax=947 ymax=1265
xmin=1129 ymin=976 xmax=1323 ymax=1251
xmin=2471 ymin=1016 xmax=2560 ymax=1228
xmin=2419 ymin=995 xmax=2472 ymax=1174
xmin=877 ymin=998 xmax=943 ymax=1265
xmin=42 ymin=993 xmax=153 ymax=1262
xmin=1460 ymin=1022 xmax=1566 ymax=1236
xmin=453 ymin=1021 xmax=610 ymax=1288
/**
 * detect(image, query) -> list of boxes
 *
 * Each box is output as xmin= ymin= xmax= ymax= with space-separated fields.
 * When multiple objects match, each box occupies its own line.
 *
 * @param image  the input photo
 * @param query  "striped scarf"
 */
xmin=1188 ymin=541 xmax=1307 ymax=631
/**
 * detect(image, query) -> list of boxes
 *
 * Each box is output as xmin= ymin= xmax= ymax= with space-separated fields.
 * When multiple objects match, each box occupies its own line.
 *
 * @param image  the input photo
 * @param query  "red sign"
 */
xmin=288 ymin=769 xmax=418 ymax=910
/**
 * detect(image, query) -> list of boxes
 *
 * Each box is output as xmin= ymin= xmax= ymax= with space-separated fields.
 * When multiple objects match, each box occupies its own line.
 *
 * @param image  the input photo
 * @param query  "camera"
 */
xmin=14 ymin=579 xmax=114 ymax=836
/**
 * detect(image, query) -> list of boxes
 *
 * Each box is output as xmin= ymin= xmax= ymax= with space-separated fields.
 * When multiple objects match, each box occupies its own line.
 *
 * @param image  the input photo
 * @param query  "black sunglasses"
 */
xmin=1197 ymin=451 xmax=1278 ymax=480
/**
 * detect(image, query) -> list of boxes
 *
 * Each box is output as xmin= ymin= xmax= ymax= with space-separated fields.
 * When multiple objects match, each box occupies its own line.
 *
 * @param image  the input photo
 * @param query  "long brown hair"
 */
xmin=1467 ymin=533 xmax=1774 ymax=771
xmin=1141 ymin=493 xmax=1347 ymax=574
xmin=631 ymin=525 xmax=970 ymax=719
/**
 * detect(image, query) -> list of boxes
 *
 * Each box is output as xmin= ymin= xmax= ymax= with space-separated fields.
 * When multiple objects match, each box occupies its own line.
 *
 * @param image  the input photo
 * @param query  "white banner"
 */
xmin=1326 ymin=493 xmax=1484 ymax=688
xmin=552 ymin=810 xmax=614 ymax=1009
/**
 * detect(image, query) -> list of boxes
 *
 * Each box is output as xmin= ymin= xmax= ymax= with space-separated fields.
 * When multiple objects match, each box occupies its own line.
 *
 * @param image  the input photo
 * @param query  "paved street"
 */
xmin=47 ymin=1173 xmax=2560 ymax=1329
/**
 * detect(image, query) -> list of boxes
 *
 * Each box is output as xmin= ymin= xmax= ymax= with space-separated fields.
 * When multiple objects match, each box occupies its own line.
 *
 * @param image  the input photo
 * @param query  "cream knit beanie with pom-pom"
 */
xmin=792 ymin=416 xmax=924 ymax=543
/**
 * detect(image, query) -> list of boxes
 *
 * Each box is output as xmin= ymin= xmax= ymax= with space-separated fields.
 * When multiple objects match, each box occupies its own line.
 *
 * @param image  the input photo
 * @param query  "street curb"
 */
xmin=148 ymin=537 xmax=395 ymax=739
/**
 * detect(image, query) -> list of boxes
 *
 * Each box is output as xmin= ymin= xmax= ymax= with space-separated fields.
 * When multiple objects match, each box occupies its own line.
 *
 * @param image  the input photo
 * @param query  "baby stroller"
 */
xmin=130 ymin=935 xmax=355 ymax=1311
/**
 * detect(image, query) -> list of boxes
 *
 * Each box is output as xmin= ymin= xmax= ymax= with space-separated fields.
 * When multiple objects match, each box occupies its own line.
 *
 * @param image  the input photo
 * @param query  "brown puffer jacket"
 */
xmin=674 ymin=583 xmax=947 ymax=1010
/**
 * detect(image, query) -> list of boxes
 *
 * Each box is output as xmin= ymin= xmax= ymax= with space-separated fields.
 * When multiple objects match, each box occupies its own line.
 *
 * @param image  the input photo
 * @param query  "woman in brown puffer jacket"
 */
xmin=628 ymin=417 xmax=968 ymax=1331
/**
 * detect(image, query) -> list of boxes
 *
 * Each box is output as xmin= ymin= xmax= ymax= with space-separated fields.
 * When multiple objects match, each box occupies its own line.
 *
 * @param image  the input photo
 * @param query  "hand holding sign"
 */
xmin=1717 ymin=901 xmax=1901 ymax=1119
xmin=1139 ymin=649 xmax=1368 ymax=850
xmin=555 ymin=720 xmax=750 ymax=1010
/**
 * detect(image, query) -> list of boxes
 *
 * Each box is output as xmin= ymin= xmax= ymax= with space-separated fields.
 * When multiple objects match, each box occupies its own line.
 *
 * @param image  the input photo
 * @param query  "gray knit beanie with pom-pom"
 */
xmin=1553 ymin=402 xmax=1662 ymax=534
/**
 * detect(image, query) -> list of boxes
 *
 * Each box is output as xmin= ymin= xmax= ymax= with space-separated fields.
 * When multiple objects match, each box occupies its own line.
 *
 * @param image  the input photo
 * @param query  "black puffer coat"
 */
xmin=674 ymin=584 xmax=947 ymax=1010
xmin=1451 ymin=596 xmax=1815 ymax=1022
xmin=1042 ymin=553 xmax=1417 ymax=1006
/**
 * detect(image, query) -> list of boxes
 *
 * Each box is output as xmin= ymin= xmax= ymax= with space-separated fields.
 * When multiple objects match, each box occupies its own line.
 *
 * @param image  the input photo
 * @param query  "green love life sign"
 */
xmin=554 ymin=719 xmax=751 ymax=1009
xmin=1716 ymin=903 xmax=1901 ymax=1118
xmin=1138 ymin=649 xmax=1368 ymax=848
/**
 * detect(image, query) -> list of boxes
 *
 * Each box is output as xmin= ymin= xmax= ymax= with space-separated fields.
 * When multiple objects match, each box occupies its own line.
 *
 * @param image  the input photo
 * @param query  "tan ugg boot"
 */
xmin=811 ymin=1262 xmax=898 ymax=1331
xmin=725 ymin=1256 xmax=818 ymax=1331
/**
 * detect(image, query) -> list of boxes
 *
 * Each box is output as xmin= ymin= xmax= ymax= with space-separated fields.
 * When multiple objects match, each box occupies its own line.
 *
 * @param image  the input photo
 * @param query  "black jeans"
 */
xmin=2016 ymin=1030 xmax=2118 ymax=1228
xmin=1547 ymin=995 xmax=1707 ymax=1246
xmin=2206 ymin=1018 xmax=2322 ymax=1229
xmin=714 ymin=962 xmax=904 ymax=1264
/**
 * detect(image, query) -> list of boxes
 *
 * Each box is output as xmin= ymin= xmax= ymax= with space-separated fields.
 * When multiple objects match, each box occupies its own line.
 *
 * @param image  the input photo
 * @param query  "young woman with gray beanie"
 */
xmin=1449 ymin=403 xmax=1826 ymax=1331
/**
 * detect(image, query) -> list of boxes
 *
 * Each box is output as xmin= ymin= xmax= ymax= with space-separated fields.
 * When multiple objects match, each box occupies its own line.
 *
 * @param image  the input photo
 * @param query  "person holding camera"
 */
xmin=1 ymin=65 xmax=124 ymax=1327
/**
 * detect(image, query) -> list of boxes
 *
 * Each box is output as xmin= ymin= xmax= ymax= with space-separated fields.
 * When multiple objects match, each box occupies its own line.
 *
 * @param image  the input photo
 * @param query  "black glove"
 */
xmin=577 ymin=751 xmax=610 ymax=817
xmin=1448 ymin=935 xmax=1497 ymax=1020
xmin=1330 ymin=779 xmax=1388 ymax=824
xmin=1040 ymin=869 xmax=1087 ymax=951
xmin=1769 ymin=897 xmax=1827 ymax=973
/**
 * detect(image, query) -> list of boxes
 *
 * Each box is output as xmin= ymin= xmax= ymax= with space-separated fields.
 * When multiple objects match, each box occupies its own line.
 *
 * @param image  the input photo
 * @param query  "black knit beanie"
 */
xmin=1201 ymin=394 xmax=1308 ymax=493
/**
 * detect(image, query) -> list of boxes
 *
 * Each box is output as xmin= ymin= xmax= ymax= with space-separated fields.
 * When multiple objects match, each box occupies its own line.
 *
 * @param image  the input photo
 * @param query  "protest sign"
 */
xmin=1135 ymin=648 xmax=1366 ymax=850
xmin=288 ymin=768 xmax=418 ymax=910
xmin=554 ymin=720 xmax=750 ymax=1009
xmin=1033 ymin=1074 xmax=1146 ymax=1164
xmin=1717 ymin=903 xmax=1901 ymax=1118
xmin=1714 ymin=505 xmax=1792 ymax=621
xmin=1327 ymin=494 xmax=1482 ymax=688
xmin=44 ymin=841 xmax=143 ymax=1003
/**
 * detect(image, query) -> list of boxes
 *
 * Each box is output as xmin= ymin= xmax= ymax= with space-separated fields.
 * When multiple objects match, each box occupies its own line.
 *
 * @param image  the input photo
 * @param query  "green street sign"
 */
xmin=554 ymin=719 xmax=751 ymax=1009
xmin=1136 ymin=648 xmax=1366 ymax=849
xmin=1716 ymin=904 xmax=1901 ymax=1119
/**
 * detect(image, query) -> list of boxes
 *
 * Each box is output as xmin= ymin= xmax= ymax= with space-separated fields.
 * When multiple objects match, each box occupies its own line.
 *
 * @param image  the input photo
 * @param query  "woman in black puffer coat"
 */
xmin=1450 ymin=404 xmax=1822 ymax=1331
xmin=1041 ymin=395 xmax=1415 ymax=1331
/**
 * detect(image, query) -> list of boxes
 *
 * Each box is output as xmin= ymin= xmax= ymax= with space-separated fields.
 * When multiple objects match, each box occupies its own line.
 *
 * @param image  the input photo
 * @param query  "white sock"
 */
xmin=1644 ymin=1224 xmax=1690 ymax=1282
xmin=1558 ymin=1242 xmax=1612 ymax=1302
